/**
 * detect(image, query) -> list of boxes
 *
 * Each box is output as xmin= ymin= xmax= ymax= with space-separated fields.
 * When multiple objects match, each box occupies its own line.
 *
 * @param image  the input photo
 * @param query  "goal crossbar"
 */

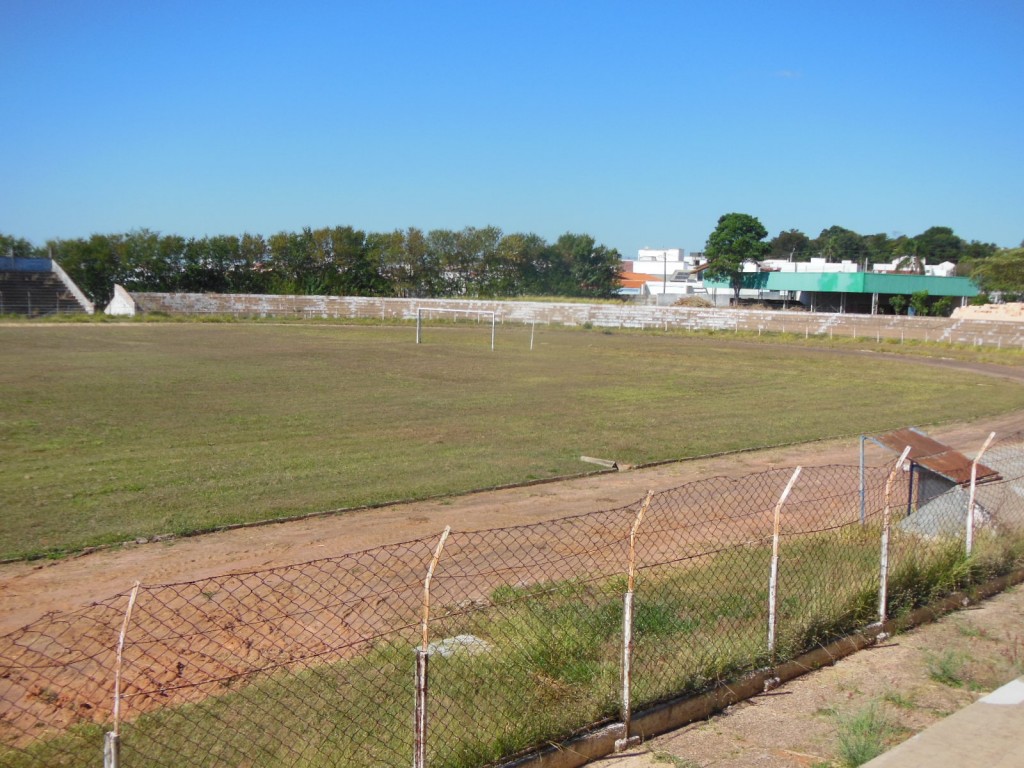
xmin=415 ymin=307 xmax=497 ymax=350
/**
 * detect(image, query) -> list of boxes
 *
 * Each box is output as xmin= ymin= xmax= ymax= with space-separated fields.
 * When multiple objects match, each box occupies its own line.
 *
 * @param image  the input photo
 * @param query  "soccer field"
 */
xmin=1 ymin=321 xmax=1021 ymax=559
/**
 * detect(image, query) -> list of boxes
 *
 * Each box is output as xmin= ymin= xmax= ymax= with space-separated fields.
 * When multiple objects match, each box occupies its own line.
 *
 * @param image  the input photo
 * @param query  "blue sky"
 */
xmin=2 ymin=1 xmax=1022 ymax=257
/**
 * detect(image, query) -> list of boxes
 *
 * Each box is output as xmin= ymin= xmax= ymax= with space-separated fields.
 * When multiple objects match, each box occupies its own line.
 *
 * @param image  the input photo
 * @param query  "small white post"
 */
xmin=530 ymin=320 xmax=535 ymax=351
xmin=966 ymin=433 xmax=995 ymax=556
xmin=416 ymin=307 xmax=422 ymax=344
xmin=490 ymin=312 xmax=496 ymax=351
xmin=768 ymin=467 xmax=802 ymax=662
xmin=880 ymin=447 xmax=912 ymax=623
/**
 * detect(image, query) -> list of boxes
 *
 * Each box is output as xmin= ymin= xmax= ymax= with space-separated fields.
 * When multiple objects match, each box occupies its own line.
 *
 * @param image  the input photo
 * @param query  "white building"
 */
xmin=871 ymin=258 xmax=958 ymax=277
xmin=758 ymin=257 xmax=860 ymax=274
xmin=620 ymin=248 xmax=708 ymax=304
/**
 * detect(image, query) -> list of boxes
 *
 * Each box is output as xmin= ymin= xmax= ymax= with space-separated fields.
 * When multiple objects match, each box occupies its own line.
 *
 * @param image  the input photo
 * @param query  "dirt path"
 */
xmin=595 ymin=584 xmax=1024 ymax=768
xmin=2 ymin=351 xmax=1023 ymax=636
xmin=1 ymin=407 xmax=1022 ymax=636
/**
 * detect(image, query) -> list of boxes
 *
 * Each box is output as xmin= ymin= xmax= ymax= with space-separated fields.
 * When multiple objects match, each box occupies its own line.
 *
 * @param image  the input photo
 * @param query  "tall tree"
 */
xmin=0 ymin=233 xmax=40 ymax=260
xmin=550 ymin=233 xmax=622 ymax=298
xmin=862 ymin=233 xmax=895 ymax=264
xmin=232 ymin=233 xmax=271 ymax=293
xmin=970 ymin=248 xmax=1024 ymax=297
xmin=912 ymin=226 xmax=964 ymax=264
xmin=813 ymin=225 xmax=867 ymax=265
xmin=49 ymin=234 xmax=125 ymax=306
xmin=769 ymin=229 xmax=810 ymax=261
xmin=704 ymin=213 xmax=770 ymax=304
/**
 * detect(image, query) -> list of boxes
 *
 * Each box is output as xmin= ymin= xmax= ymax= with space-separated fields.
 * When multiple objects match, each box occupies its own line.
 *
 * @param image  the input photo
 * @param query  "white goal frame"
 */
xmin=415 ymin=307 xmax=497 ymax=350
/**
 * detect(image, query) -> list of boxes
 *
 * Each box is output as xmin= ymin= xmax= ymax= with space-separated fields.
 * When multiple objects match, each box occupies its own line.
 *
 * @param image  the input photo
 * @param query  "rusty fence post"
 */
xmin=105 ymin=582 xmax=140 ymax=768
xmin=615 ymin=492 xmax=652 ymax=752
xmin=767 ymin=467 xmax=802 ymax=663
xmin=414 ymin=527 xmax=450 ymax=768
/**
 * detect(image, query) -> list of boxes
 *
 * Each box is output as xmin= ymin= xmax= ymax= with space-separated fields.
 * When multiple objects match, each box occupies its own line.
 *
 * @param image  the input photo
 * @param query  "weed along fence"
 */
xmin=3 ymin=432 xmax=1024 ymax=767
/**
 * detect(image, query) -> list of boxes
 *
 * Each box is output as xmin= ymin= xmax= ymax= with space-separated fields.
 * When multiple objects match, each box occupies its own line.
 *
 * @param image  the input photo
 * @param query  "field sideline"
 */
xmin=1 ymin=321 xmax=1022 ymax=561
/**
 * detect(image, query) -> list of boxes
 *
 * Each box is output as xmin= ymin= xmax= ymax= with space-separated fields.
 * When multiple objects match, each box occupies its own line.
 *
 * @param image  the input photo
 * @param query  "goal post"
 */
xmin=415 ymin=307 xmax=497 ymax=350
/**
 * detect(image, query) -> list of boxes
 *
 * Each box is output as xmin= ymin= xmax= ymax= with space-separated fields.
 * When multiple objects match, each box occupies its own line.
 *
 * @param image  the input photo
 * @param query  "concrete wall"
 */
xmin=128 ymin=292 xmax=1024 ymax=349
xmin=105 ymin=284 xmax=136 ymax=316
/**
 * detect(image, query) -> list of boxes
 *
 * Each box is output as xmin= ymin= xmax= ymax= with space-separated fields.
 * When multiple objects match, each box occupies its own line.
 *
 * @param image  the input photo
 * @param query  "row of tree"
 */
xmin=4 ymin=220 xmax=1021 ymax=307
xmin=767 ymin=225 xmax=999 ymax=267
xmin=0 ymin=227 xmax=623 ymax=307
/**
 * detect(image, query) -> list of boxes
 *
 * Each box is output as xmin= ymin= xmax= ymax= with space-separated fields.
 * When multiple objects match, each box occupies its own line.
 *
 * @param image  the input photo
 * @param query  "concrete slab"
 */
xmin=863 ymin=676 xmax=1024 ymax=768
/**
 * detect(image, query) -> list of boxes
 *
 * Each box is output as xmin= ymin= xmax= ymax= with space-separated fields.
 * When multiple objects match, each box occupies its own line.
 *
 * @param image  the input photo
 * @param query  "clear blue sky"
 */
xmin=3 ymin=1 xmax=1022 ymax=257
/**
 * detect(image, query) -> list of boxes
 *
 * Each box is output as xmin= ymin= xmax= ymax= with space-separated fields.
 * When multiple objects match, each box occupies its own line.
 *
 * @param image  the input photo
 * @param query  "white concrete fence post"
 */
xmin=880 ymin=447 xmax=912 ymax=623
xmin=105 ymin=582 xmax=140 ymax=768
xmin=414 ymin=527 xmax=450 ymax=768
xmin=615 ymin=492 xmax=652 ymax=752
xmin=966 ymin=433 xmax=995 ymax=557
xmin=767 ymin=468 xmax=802 ymax=663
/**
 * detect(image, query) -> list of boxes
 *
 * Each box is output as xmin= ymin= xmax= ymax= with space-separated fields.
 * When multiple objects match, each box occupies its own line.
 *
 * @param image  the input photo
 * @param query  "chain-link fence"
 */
xmin=3 ymin=431 xmax=1024 ymax=767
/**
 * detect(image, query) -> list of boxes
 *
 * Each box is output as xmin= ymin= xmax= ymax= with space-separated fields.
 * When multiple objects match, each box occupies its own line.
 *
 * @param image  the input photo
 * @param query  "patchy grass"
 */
xmin=880 ymin=689 xmax=917 ymax=710
xmin=833 ymin=702 xmax=903 ymax=767
xmin=2 ymin=322 xmax=1022 ymax=560
xmin=925 ymin=649 xmax=973 ymax=688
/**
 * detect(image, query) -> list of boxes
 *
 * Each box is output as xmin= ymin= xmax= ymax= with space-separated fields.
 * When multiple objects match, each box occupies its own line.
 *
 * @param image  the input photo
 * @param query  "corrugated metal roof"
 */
xmin=870 ymin=428 xmax=1000 ymax=486
xmin=705 ymin=271 xmax=980 ymax=297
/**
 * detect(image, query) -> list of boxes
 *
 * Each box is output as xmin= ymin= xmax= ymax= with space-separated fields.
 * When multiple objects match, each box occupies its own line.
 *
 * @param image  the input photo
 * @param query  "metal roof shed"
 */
xmin=859 ymin=427 xmax=1000 ymax=522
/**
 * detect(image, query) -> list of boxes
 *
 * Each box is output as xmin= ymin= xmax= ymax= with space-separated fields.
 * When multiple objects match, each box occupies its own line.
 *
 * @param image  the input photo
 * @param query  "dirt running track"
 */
xmin=2 ymin=349 xmax=1023 ymax=636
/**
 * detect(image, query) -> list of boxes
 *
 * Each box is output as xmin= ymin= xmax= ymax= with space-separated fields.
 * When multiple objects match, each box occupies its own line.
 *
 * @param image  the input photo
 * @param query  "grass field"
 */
xmin=1 ymin=321 xmax=1022 ymax=560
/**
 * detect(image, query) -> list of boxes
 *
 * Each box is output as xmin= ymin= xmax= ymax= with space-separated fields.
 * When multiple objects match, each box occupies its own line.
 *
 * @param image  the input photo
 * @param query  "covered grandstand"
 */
xmin=704 ymin=270 xmax=979 ymax=314
xmin=0 ymin=257 xmax=94 ymax=316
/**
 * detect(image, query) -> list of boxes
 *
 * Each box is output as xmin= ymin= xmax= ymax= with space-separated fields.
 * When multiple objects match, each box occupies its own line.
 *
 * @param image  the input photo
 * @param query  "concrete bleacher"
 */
xmin=0 ymin=258 xmax=94 ymax=317
xmin=124 ymin=291 xmax=1024 ymax=350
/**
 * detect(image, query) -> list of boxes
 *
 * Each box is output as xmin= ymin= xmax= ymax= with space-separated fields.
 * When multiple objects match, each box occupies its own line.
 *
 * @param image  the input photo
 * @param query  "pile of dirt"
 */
xmin=951 ymin=302 xmax=1024 ymax=321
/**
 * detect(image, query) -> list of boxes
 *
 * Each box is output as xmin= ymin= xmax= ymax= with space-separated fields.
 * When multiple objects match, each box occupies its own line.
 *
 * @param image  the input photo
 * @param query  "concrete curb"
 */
xmin=498 ymin=567 xmax=1024 ymax=768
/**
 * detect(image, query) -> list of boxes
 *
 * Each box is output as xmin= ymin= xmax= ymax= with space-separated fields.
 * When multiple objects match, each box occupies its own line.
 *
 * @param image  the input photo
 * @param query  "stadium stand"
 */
xmin=0 ymin=257 xmax=94 ymax=316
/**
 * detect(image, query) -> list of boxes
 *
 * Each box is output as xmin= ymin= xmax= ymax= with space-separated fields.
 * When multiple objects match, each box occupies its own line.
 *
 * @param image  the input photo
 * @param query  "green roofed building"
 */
xmin=703 ymin=262 xmax=979 ymax=315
